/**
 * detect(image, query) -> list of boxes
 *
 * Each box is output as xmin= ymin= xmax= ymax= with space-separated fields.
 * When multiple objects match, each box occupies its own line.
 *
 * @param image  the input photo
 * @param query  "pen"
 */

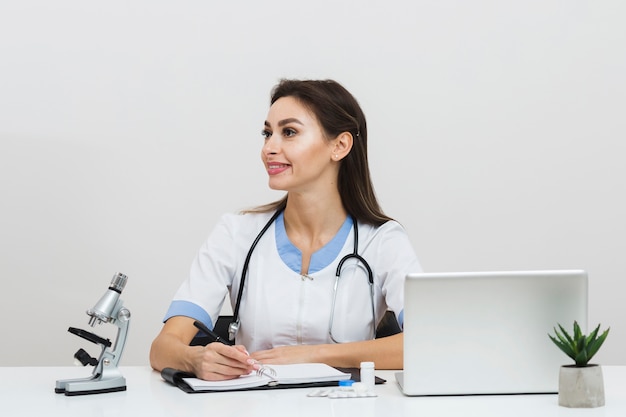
xmin=193 ymin=320 xmax=233 ymax=345
xmin=194 ymin=320 xmax=266 ymax=372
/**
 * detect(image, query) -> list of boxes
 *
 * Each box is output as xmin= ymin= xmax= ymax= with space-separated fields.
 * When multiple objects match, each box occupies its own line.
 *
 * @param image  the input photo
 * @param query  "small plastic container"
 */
xmin=360 ymin=361 xmax=375 ymax=391
xmin=338 ymin=379 xmax=355 ymax=391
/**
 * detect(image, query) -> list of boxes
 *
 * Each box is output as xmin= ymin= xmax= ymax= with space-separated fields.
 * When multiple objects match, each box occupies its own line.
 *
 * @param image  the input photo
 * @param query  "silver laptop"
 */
xmin=396 ymin=270 xmax=588 ymax=396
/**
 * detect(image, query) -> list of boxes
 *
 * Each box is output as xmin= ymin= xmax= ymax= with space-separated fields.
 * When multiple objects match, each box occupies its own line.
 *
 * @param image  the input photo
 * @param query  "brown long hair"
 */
xmin=247 ymin=79 xmax=392 ymax=226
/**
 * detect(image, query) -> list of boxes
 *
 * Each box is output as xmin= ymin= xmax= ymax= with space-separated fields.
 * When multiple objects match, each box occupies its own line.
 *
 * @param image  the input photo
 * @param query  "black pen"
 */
xmin=193 ymin=320 xmax=233 ymax=345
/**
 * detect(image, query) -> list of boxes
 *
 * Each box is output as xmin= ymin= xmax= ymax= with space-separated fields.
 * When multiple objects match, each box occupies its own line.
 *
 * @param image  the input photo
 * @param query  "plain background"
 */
xmin=1 ymin=1 xmax=624 ymax=367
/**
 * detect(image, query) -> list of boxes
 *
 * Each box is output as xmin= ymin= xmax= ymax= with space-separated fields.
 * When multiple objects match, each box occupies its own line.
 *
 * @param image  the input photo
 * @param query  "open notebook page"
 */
xmin=182 ymin=363 xmax=350 ymax=391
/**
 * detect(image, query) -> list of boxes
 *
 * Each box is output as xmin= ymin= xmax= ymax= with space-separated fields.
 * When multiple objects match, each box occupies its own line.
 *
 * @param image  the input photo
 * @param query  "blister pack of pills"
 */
xmin=307 ymin=382 xmax=377 ymax=399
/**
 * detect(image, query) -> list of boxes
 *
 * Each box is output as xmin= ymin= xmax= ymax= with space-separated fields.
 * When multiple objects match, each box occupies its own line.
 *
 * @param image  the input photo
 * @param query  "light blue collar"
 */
xmin=275 ymin=212 xmax=353 ymax=274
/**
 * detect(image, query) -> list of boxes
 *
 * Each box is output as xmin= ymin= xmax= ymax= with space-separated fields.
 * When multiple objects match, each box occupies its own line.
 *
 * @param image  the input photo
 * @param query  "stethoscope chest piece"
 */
xmin=228 ymin=320 xmax=240 ymax=342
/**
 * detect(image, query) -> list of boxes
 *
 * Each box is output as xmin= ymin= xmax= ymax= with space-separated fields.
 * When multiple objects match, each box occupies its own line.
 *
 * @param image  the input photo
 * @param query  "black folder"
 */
xmin=161 ymin=367 xmax=385 ymax=393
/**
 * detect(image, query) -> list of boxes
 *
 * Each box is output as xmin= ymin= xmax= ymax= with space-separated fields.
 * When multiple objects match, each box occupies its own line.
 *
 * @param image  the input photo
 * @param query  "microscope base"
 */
xmin=55 ymin=372 xmax=127 ymax=396
xmin=55 ymin=384 xmax=127 ymax=396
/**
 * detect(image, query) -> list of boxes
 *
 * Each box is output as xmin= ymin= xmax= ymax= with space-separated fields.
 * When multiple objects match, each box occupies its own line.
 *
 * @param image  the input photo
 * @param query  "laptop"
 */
xmin=396 ymin=270 xmax=588 ymax=396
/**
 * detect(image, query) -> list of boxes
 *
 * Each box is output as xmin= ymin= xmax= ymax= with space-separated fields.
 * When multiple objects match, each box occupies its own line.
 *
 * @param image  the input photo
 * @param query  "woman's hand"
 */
xmin=250 ymin=344 xmax=320 ymax=365
xmin=192 ymin=342 xmax=260 ymax=381
xmin=150 ymin=316 xmax=260 ymax=381
xmin=249 ymin=334 xmax=403 ymax=369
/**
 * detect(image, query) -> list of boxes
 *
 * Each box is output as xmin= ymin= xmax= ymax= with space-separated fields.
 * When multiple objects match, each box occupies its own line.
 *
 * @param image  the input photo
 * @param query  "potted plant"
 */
xmin=549 ymin=321 xmax=610 ymax=408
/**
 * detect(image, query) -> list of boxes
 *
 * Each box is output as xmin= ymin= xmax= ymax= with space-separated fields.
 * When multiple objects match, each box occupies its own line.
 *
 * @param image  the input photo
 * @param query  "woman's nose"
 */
xmin=262 ymin=136 xmax=278 ymax=155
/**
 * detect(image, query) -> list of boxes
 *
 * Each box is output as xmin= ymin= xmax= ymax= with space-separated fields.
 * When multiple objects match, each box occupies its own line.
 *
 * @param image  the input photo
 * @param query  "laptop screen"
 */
xmin=397 ymin=270 xmax=588 ymax=396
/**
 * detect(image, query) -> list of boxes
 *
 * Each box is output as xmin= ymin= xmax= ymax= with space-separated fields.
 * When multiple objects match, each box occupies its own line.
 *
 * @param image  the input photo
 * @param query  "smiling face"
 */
xmin=261 ymin=96 xmax=339 ymax=195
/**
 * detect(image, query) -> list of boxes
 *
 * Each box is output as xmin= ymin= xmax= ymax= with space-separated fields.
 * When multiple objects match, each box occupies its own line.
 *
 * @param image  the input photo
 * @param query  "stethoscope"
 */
xmin=228 ymin=209 xmax=376 ymax=343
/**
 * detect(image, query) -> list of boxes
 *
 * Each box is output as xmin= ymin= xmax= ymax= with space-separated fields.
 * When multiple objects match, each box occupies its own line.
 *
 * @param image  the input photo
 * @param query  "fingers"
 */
xmin=233 ymin=344 xmax=250 ymax=355
xmin=250 ymin=348 xmax=286 ymax=364
xmin=195 ymin=343 xmax=259 ymax=381
xmin=251 ymin=345 xmax=316 ymax=365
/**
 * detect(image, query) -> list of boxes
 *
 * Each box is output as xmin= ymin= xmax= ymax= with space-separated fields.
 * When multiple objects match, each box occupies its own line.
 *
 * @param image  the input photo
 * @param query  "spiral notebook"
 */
xmin=162 ymin=363 xmax=356 ymax=393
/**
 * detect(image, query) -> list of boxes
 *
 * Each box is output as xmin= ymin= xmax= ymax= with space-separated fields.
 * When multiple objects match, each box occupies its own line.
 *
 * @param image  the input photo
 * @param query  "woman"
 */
xmin=150 ymin=79 xmax=421 ymax=381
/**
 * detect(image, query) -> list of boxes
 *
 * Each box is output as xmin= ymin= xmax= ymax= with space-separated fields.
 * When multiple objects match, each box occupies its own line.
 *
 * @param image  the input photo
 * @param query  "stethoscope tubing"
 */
xmin=229 ymin=209 xmax=376 ymax=343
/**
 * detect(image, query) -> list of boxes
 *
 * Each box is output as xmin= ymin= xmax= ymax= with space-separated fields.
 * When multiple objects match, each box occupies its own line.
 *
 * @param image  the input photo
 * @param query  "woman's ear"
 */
xmin=332 ymin=132 xmax=354 ymax=161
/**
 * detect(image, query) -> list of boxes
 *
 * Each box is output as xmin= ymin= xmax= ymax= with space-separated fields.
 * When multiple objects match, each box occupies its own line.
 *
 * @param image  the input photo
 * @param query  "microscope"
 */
xmin=55 ymin=272 xmax=131 ymax=396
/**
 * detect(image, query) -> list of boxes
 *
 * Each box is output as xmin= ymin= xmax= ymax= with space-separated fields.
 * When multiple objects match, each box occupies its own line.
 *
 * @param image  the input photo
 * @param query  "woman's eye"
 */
xmin=283 ymin=128 xmax=297 ymax=137
xmin=261 ymin=129 xmax=272 ymax=139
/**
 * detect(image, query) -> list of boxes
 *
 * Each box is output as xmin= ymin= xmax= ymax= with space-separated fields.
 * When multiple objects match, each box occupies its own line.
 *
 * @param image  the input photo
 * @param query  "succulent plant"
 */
xmin=549 ymin=321 xmax=610 ymax=366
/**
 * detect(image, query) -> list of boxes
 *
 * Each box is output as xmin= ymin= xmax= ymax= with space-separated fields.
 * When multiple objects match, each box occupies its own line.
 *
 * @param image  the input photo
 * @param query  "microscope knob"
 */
xmin=118 ymin=308 xmax=131 ymax=322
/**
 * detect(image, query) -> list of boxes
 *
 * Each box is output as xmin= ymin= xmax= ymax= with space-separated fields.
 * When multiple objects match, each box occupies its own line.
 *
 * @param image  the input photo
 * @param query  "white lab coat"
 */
xmin=164 ymin=210 xmax=421 ymax=352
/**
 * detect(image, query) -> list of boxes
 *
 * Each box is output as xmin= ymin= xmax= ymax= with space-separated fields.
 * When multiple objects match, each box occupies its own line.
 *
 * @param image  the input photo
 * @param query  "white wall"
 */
xmin=1 ymin=1 xmax=624 ymax=366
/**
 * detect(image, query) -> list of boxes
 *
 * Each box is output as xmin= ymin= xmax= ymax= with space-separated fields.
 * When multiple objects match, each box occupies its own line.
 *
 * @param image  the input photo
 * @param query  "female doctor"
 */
xmin=150 ymin=79 xmax=421 ymax=381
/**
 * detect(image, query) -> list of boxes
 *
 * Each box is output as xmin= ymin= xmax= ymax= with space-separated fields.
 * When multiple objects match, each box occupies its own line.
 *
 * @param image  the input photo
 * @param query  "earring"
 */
xmin=334 ymin=154 xmax=339 ymax=159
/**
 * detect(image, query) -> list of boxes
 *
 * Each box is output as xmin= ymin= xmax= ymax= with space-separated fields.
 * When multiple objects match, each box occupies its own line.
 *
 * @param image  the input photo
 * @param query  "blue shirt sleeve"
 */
xmin=163 ymin=300 xmax=215 ymax=330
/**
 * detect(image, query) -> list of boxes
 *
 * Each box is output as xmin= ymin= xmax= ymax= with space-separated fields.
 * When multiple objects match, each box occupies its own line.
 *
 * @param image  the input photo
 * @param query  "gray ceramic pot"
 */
xmin=558 ymin=364 xmax=605 ymax=408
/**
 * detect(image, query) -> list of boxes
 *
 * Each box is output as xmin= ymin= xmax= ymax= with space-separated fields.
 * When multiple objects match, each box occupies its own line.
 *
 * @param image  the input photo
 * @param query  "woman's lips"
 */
xmin=267 ymin=163 xmax=290 ymax=175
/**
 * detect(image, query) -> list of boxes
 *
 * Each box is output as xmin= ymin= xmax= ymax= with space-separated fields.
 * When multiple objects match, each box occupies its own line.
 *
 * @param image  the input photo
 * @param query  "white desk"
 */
xmin=2 ymin=366 xmax=625 ymax=417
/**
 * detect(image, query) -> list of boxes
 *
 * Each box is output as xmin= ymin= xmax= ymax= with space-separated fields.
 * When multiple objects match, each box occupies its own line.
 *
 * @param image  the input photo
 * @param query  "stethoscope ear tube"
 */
xmin=335 ymin=253 xmax=374 ymax=285
xmin=334 ymin=221 xmax=373 ymax=284
xmin=330 ymin=251 xmax=376 ymax=342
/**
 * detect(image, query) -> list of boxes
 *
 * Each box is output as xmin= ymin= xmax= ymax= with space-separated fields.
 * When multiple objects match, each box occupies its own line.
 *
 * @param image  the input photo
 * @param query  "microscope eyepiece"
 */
xmin=109 ymin=272 xmax=127 ymax=293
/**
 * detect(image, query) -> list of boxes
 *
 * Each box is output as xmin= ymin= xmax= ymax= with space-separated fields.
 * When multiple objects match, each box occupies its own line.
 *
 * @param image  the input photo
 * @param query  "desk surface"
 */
xmin=2 ymin=366 xmax=625 ymax=417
